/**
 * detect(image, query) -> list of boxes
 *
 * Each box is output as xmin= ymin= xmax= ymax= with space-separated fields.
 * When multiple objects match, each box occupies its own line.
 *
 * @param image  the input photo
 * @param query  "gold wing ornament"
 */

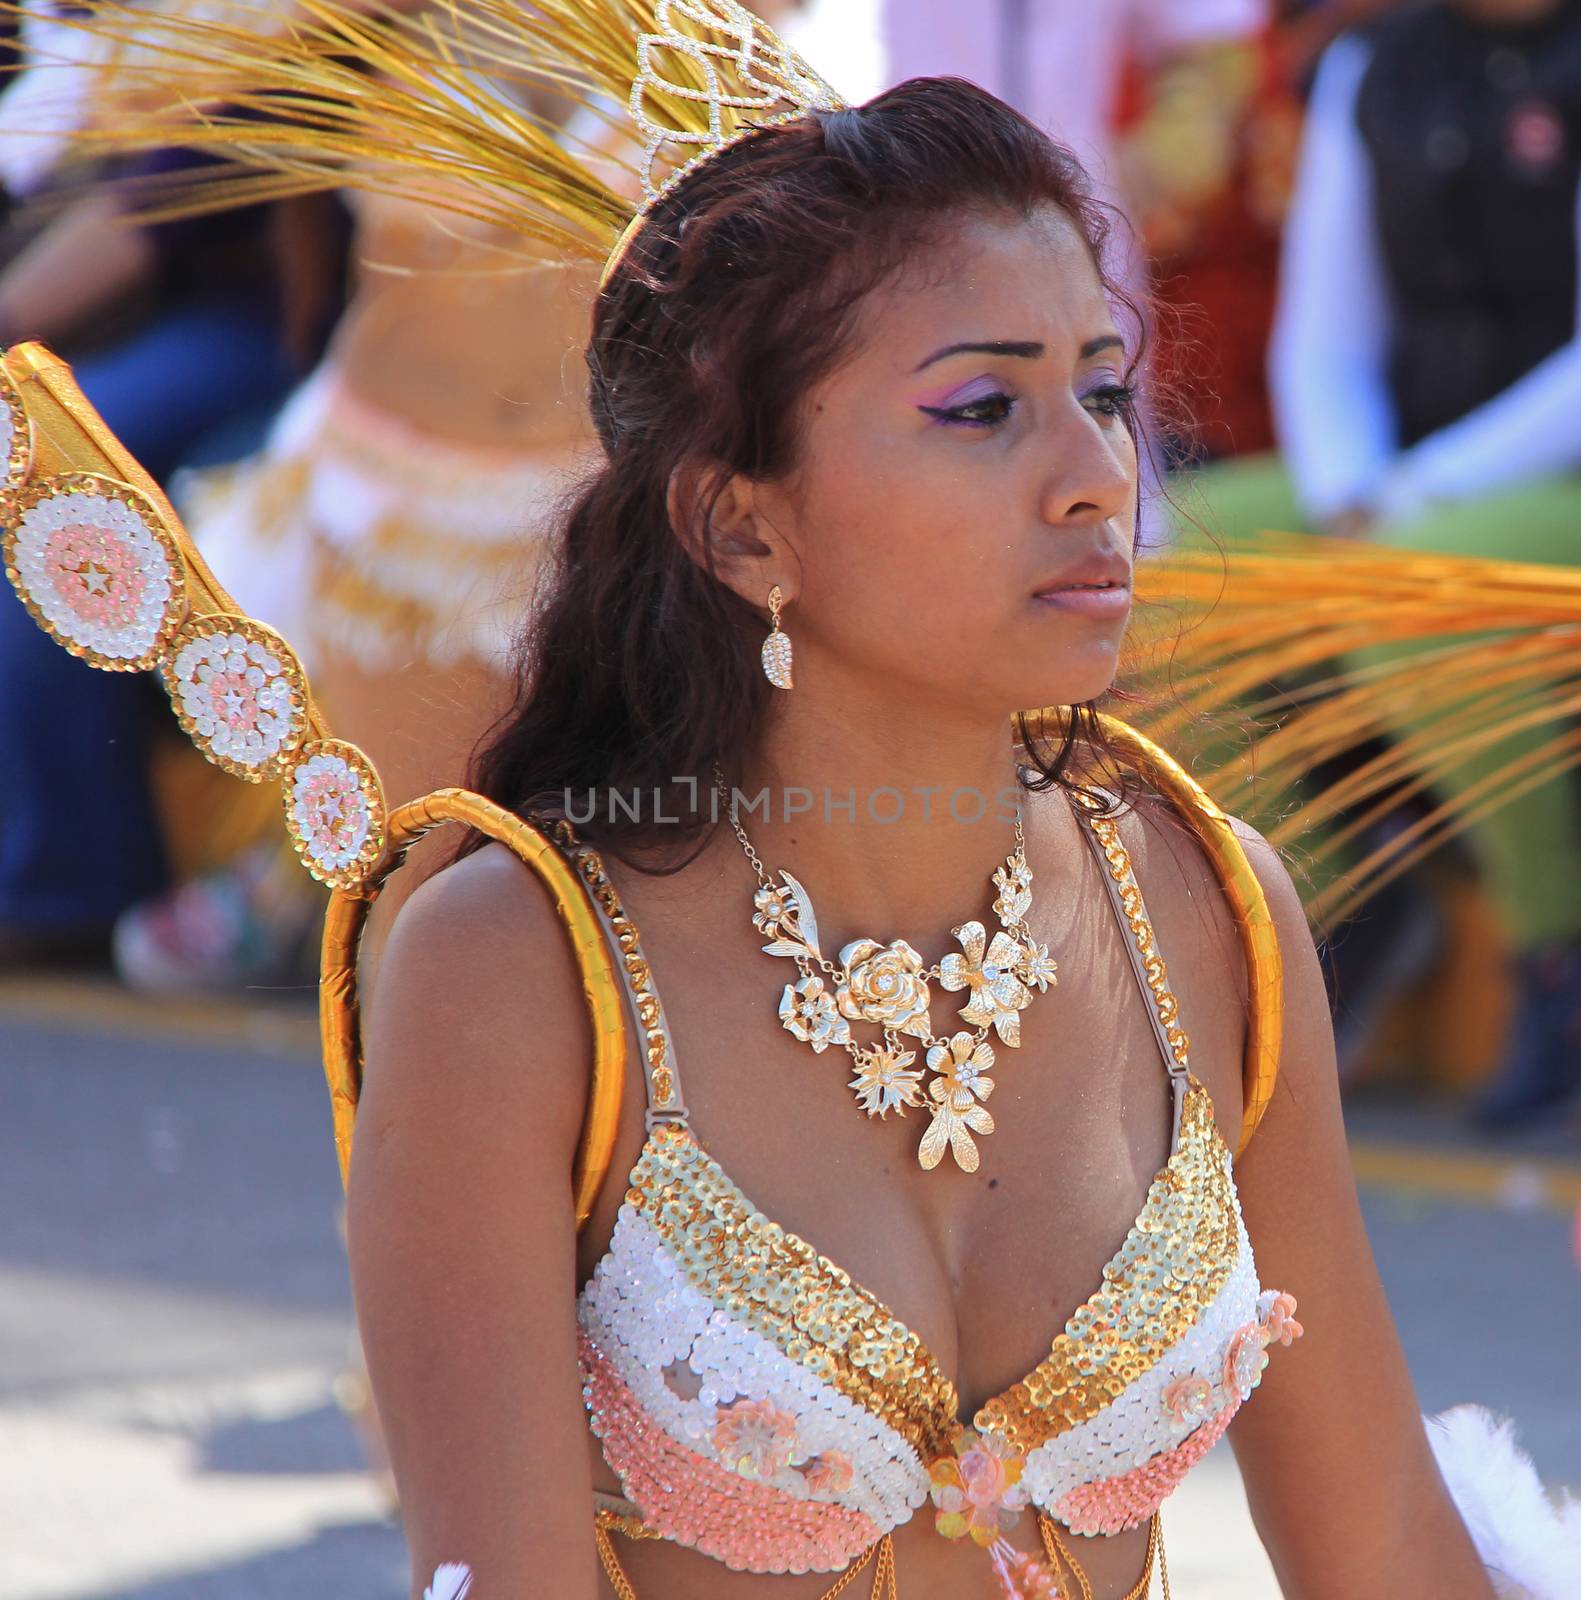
xmin=0 ymin=343 xmax=625 ymax=1226
xmin=0 ymin=0 xmax=847 ymax=1219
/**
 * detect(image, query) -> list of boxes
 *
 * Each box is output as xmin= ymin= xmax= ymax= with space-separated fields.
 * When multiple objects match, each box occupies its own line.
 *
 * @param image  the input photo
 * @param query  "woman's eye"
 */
xmin=920 ymin=392 xmax=1016 ymax=428
xmin=1084 ymin=382 xmax=1136 ymax=420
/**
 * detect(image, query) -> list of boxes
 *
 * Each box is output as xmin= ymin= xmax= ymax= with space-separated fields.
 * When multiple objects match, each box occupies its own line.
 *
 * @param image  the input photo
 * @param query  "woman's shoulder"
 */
xmin=1070 ymin=779 xmax=1310 ymax=968
xmin=387 ymin=839 xmax=584 ymax=974
xmin=361 ymin=842 xmax=595 ymax=1146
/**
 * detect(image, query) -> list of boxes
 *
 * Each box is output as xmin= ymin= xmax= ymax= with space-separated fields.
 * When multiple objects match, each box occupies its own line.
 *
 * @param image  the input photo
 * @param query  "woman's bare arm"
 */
xmin=1225 ymin=823 xmax=1495 ymax=1599
xmin=347 ymin=843 xmax=604 ymax=1599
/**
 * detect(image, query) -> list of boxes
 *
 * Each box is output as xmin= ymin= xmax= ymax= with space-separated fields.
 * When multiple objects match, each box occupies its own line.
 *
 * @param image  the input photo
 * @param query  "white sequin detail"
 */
xmin=290 ymin=751 xmax=372 ymax=872
xmin=578 ymin=1207 xmax=929 ymax=1532
xmin=1021 ymin=1151 xmax=1261 ymax=1510
xmin=10 ymin=490 xmax=173 ymax=660
xmin=169 ymin=630 xmax=297 ymax=768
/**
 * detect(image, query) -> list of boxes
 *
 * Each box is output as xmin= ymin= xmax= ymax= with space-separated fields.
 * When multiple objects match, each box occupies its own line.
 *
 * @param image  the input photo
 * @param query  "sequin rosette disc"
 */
xmin=3 ymin=474 xmax=187 ymax=671
xmin=0 ymin=366 xmax=31 ymax=513
xmin=161 ymin=613 xmax=310 ymax=779
xmin=283 ymin=740 xmax=386 ymax=890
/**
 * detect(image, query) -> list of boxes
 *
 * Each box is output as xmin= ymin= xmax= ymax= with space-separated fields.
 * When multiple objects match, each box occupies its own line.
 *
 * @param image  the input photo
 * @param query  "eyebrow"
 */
xmin=912 ymin=334 xmax=1124 ymax=372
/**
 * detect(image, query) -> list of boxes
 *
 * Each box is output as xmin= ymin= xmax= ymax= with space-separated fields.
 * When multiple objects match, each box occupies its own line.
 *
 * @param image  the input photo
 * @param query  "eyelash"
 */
xmin=921 ymin=392 xmax=1015 ymax=427
xmin=1086 ymin=383 xmax=1137 ymax=420
xmin=920 ymin=383 xmax=1136 ymax=429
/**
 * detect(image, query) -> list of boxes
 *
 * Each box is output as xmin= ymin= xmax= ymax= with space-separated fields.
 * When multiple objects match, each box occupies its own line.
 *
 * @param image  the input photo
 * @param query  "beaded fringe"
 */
xmin=591 ymin=1511 xmax=1166 ymax=1598
xmin=593 ymin=1520 xmax=895 ymax=1598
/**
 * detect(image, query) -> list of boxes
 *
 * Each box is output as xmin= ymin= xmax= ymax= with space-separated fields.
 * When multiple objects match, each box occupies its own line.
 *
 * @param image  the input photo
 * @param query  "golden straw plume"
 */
xmin=4 ymin=0 xmax=648 ymax=255
xmin=0 ymin=1 xmax=836 ymax=264
xmin=1134 ymin=530 xmax=1581 ymax=928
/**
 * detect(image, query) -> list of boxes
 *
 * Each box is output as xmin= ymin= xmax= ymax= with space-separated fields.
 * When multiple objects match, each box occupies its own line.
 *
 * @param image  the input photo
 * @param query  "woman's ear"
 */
xmin=667 ymin=459 xmax=797 ymax=609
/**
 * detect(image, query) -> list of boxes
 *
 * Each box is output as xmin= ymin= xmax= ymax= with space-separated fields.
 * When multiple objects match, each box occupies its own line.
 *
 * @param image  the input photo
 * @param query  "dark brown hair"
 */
xmin=468 ymin=77 xmax=1151 ymax=858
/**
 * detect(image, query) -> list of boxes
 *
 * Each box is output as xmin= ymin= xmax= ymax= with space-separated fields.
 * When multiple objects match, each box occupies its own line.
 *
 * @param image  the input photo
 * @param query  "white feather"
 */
xmin=423 ymin=1564 xmax=474 ymax=1600
xmin=1425 ymin=1406 xmax=1581 ymax=1600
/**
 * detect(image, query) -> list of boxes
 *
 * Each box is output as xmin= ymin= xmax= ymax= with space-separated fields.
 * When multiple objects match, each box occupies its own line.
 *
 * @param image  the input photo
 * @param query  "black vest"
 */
xmin=1354 ymin=1 xmax=1581 ymax=446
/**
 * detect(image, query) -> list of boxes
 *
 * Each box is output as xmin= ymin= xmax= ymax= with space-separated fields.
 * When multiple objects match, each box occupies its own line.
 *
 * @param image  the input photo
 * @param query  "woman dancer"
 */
xmin=359 ymin=70 xmax=1490 ymax=1600
xmin=9 ymin=4 xmax=1574 ymax=1597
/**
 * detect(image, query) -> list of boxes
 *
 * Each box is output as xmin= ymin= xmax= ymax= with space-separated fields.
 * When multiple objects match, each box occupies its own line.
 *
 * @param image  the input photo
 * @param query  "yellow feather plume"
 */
xmin=1133 ymin=531 xmax=1581 ymax=927
xmin=0 ymin=0 xmax=835 ymax=261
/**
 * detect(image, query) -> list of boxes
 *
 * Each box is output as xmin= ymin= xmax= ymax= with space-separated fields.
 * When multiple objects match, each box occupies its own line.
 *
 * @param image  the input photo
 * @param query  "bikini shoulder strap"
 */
xmin=547 ymin=821 xmax=689 ymax=1134
xmin=1072 ymin=790 xmax=1193 ymax=1086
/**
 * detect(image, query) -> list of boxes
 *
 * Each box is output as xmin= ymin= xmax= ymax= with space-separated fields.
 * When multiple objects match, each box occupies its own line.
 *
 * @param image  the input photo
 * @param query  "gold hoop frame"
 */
xmin=319 ymin=790 xmax=628 ymax=1229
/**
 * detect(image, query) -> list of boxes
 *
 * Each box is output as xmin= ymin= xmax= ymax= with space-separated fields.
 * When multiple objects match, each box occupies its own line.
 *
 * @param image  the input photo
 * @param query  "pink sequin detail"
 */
xmin=714 ymin=1397 xmax=799 ymax=1479
xmin=1261 ymin=1291 xmax=1304 ymax=1347
xmin=207 ymin=670 xmax=260 ymax=731
xmin=1052 ymin=1400 xmax=1241 ymax=1537
xmin=800 ymin=1451 xmax=855 ymax=1494
xmin=579 ymin=1331 xmax=881 ymax=1575
xmin=1160 ymin=1373 xmax=1215 ymax=1425
xmin=300 ymin=767 xmax=362 ymax=857
xmin=44 ymin=522 xmax=146 ymax=628
xmin=1224 ymin=1322 xmax=1271 ymax=1393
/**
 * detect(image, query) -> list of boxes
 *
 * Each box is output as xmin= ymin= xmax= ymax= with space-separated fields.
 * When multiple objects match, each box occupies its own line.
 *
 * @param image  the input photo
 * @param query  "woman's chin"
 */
xmin=1006 ymin=660 xmax=1122 ymax=720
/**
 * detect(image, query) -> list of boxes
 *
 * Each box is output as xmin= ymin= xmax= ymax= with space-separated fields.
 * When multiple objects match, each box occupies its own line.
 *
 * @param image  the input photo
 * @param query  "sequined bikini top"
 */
xmin=565 ymin=795 xmax=1303 ymax=1579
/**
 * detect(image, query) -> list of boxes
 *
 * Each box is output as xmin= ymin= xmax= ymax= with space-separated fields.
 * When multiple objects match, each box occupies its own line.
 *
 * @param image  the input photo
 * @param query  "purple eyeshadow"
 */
xmin=1077 ymin=368 xmax=1125 ymax=399
xmin=920 ymin=375 xmax=1004 ymax=411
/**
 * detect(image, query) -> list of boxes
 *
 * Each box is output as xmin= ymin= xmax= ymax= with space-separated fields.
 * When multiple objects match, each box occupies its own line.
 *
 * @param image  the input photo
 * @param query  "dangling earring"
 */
xmin=761 ymin=584 xmax=794 ymax=689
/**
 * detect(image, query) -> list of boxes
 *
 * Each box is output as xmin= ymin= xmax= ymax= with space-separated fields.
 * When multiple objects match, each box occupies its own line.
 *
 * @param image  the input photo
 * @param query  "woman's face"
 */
xmin=752 ymin=204 xmax=1138 ymax=725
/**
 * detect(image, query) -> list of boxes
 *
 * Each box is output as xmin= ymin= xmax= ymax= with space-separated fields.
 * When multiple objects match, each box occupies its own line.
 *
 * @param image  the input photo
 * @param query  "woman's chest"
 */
xmin=578 ymin=863 xmax=1247 ymax=1414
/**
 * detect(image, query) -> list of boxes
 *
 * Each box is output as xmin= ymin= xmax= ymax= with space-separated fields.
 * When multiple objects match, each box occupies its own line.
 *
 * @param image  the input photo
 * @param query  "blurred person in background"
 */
xmin=1188 ymin=0 xmax=1581 ymax=1128
xmin=110 ymin=139 xmax=612 ymax=992
xmin=0 ymin=59 xmax=349 ymax=968
xmin=879 ymin=0 xmax=1267 ymax=246
xmin=1145 ymin=0 xmax=1405 ymax=463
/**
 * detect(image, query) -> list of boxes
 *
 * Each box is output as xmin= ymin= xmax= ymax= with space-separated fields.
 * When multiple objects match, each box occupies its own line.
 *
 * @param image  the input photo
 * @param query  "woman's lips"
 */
xmin=1030 ymin=581 xmax=1132 ymax=618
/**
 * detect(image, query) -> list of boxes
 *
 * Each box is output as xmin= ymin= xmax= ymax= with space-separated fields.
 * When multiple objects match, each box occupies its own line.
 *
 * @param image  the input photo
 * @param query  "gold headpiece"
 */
xmin=630 ymin=1 xmax=844 ymax=206
xmin=8 ymin=0 xmax=844 ymax=285
xmin=606 ymin=0 xmax=845 ymax=279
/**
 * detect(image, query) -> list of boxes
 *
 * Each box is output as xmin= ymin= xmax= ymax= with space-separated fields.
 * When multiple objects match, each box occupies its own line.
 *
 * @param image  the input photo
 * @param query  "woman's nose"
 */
xmin=1037 ymin=414 xmax=1136 ymax=528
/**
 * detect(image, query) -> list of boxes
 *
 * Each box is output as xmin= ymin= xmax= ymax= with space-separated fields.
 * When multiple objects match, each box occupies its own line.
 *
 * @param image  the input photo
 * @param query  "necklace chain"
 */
xmin=719 ymin=770 xmax=1030 ymax=977
xmin=713 ymin=764 xmax=1053 ymax=1173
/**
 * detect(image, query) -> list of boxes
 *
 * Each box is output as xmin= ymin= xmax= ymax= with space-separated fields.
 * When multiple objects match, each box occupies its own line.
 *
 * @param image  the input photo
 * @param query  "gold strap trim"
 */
xmin=1072 ymin=795 xmax=1192 ymax=1082
xmin=545 ymin=820 xmax=686 ymax=1125
xmin=1022 ymin=710 xmax=1284 ymax=1157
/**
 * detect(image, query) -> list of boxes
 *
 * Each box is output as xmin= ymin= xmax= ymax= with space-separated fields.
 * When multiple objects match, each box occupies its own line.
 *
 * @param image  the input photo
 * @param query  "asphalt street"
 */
xmin=3 ymin=977 xmax=1578 ymax=1600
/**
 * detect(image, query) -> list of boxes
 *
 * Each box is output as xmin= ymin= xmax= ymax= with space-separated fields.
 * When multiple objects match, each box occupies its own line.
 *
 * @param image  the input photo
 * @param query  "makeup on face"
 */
xmin=909 ymin=332 xmax=1131 ymax=430
xmin=916 ymin=374 xmax=1016 ymax=428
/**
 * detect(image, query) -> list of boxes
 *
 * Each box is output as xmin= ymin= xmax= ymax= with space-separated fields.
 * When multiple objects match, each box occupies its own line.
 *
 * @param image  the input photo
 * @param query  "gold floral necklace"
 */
xmin=719 ymin=769 xmax=1057 ymax=1173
